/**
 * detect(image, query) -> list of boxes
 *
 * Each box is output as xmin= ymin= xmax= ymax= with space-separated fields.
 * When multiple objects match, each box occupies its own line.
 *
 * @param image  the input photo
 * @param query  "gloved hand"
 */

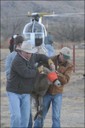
xmin=43 ymin=67 xmax=51 ymax=74
xmin=48 ymin=59 xmax=55 ymax=71
xmin=48 ymin=59 xmax=54 ymax=65
xmin=38 ymin=65 xmax=44 ymax=73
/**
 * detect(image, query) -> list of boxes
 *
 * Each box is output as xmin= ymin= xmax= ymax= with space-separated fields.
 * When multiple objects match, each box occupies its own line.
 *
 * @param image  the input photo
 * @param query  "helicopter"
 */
xmin=4 ymin=11 xmax=84 ymax=54
xmin=22 ymin=12 xmax=58 ymax=55
xmin=22 ymin=12 xmax=84 ymax=49
xmin=22 ymin=12 xmax=49 ymax=48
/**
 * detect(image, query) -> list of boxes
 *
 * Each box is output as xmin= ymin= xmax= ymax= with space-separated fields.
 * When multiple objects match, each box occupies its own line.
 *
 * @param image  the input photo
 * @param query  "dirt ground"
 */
xmin=0 ymin=48 xmax=84 ymax=128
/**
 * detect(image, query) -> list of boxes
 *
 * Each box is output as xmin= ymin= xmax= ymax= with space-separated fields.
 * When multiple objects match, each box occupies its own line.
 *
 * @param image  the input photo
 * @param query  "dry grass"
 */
xmin=1 ymin=48 xmax=84 ymax=127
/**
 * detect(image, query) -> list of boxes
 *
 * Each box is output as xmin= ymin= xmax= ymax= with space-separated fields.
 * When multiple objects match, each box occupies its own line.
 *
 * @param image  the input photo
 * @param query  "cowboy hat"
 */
xmin=16 ymin=40 xmax=37 ymax=53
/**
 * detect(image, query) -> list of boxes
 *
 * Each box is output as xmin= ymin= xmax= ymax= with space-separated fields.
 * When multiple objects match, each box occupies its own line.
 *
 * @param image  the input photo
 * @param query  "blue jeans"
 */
xmin=28 ymin=109 xmax=33 ymax=128
xmin=7 ymin=92 xmax=30 ymax=128
xmin=45 ymin=44 xmax=55 ymax=57
xmin=34 ymin=93 xmax=62 ymax=128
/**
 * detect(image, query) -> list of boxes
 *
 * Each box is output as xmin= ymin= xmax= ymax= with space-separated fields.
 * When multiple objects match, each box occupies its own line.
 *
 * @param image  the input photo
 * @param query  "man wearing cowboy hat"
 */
xmin=6 ymin=40 xmax=55 ymax=128
xmin=6 ymin=35 xmax=32 ymax=127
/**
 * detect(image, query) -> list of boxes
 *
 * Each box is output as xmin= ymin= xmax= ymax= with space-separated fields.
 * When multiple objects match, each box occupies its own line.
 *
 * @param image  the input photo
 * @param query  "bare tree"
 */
xmin=48 ymin=21 xmax=84 ymax=43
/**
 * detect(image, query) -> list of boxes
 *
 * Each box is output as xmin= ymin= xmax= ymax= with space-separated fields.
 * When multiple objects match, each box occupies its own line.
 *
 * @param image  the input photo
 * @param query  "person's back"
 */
xmin=45 ymin=34 xmax=53 ymax=45
xmin=45 ymin=33 xmax=55 ymax=57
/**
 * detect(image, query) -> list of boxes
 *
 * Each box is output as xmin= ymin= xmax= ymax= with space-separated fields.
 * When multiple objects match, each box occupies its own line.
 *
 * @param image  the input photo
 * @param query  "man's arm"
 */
xmin=12 ymin=57 xmax=39 ymax=78
xmin=58 ymin=65 xmax=73 ymax=85
xmin=35 ymin=53 xmax=55 ymax=70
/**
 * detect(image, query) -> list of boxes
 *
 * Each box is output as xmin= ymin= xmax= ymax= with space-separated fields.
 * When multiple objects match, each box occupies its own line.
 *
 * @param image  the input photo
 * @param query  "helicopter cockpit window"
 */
xmin=23 ymin=19 xmax=47 ymax=46
xmin=25 ymin=23 xmax=33 ymax=32
xmin=24 ymin=34 xmax=30 ymax=40
xmin=24 ymin=21 xmax=42 ymax=33
xmin=33 ymin=21 xmax=42 ymax=32
xmin=35 ymin=34 xmax=43 ymax=38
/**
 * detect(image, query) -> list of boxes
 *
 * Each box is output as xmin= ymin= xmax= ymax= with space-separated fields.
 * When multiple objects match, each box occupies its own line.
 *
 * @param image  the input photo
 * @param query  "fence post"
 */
xmin=73 ymin=44 xmax=75 ymax=72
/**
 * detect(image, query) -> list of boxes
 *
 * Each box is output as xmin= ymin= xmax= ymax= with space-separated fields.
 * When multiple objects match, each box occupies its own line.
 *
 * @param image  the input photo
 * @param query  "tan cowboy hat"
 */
xmin=16 ymin=40 xmax=37 ymax=53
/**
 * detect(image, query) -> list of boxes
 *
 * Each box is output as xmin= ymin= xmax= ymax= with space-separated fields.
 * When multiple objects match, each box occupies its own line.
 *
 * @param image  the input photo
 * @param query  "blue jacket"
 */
xmin=5 ymin=51 xmax=17 ymax=80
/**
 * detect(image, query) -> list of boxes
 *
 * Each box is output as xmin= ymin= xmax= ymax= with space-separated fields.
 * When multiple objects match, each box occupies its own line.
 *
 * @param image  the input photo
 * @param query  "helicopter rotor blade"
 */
xmin=27 ymin=12 xmax=53 ymax=17
xmin=43 ymin=12 xmax=84 ymax=17
xmin=2 ymin=12 xmax=84 ymax=19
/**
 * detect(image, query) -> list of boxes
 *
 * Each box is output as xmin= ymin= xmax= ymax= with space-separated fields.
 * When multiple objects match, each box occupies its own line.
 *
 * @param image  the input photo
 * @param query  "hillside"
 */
xmin=1 ymin=1 xmax=84 ymax=15
xmin=1 ymin=1 xmax=84 ymax=45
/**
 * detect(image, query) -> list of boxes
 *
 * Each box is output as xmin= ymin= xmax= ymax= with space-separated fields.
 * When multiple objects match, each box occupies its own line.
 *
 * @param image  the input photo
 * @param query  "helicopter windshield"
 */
xmin=33 ymin=21 xmax=42 ymax=32
xmin=23 ymin=20 xmax=47 ymax=46
xmin=23 ymin=21 xmax=46 ymax=33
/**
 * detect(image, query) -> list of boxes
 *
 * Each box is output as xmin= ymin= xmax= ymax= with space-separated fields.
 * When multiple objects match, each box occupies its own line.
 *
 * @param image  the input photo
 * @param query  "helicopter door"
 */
xmin=35 ymin=33 xmax=44 ymax=46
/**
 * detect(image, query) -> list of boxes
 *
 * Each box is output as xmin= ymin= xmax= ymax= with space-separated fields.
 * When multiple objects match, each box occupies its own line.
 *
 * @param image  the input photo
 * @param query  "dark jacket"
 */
xmin=47 ymin=55 xmax=73 ymax=95
xmin=6 ymin=53 xmax=49 ymax=94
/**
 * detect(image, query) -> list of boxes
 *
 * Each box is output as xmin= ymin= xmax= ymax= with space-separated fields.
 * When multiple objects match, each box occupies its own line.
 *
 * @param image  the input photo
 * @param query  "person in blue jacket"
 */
xmin=45 ymin=32 xmax=55 ymax=57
